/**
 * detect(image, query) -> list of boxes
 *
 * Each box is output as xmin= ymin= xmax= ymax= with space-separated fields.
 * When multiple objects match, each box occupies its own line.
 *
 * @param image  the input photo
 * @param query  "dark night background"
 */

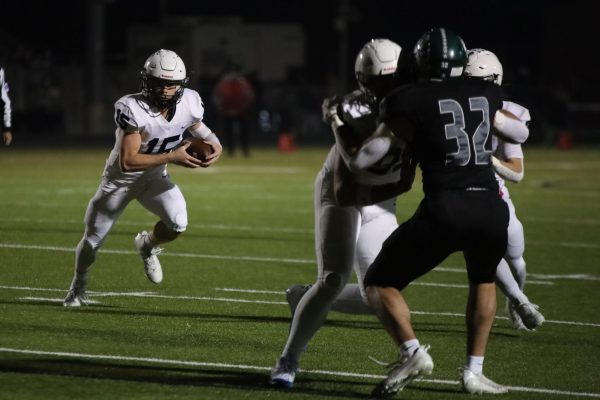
xmin=0 ymin=0 xmax=598 ymax=147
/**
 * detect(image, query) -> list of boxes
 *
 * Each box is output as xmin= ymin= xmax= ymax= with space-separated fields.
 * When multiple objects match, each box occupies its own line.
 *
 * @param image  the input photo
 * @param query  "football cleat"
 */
xmin=285 ymin=284 xmax=311 ymax=316
xmin=63 ymin=288 xmax=89 ymax=307
xmin=505 ymin=298 xmax=526 ymax=330
xmin=515 ymin=302 xmax=545 ymax=330
xmin=371 ymin=345 xmax=434 ymax=398
xmin=63 ymin=278 xmax=89 ymax=307
xmin=460 ymin=368 xmax=508 ymax=394
xmin=269 ymin=356 xmax=298 ymax=389
xmin=134 ymin=231 xmax=163 ymax=284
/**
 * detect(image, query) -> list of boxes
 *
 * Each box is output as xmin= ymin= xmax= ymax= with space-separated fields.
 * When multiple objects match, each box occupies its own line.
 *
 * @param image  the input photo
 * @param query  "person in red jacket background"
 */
xmin=212 ymin=66 xmax=256 ymax=157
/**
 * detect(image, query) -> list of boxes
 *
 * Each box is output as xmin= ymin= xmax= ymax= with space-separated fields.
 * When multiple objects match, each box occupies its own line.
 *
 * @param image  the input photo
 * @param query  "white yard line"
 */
xmin=1 ymin=243 xmax=598 ymax=282
xmin=3 ymin=285 xmax=598 ymax=328
xmin=0 ymin=347 xmax=598 ymax=398
xmin=436 ymin=267 xmax=600 ymax=281
xmin=0 ymin=243 xmax=314 ymax=264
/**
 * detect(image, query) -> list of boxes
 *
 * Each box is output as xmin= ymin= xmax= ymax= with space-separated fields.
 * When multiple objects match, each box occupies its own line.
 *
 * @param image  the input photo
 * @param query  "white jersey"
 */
xmin=493 ymin=101 xmax=529 ymax=198
xmin=103 ymin=88 xmax=205 ymax=182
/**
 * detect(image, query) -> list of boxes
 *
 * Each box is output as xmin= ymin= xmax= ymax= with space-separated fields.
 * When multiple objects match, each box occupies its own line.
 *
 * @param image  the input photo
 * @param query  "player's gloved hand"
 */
xmin=321 ymin=96 xmax=341 ymax=124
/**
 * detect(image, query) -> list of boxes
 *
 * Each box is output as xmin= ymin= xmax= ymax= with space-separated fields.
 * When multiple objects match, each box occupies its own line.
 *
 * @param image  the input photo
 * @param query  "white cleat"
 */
xmin=461 ymin=368 xmax=508 ymax=394
xmin=63 ymin=278 xmax=89 ymax=307
xmin=269 ymin=356 xmax=298 ymax=389
xmin=63 ymin=289 xmax=88 ymax=307
xmin=371 ymin=345 xmax=434 ymax=398
xmin=505 ymin=299 xmax=526 ymax=330
xmin=134 ymin=231 xmax=163 ymax=284
xmin=515 ymin=302 xmax=545 ymax=330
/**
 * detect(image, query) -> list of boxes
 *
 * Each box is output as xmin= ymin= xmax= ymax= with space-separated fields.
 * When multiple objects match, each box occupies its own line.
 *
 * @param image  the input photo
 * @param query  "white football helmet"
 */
xmin=141 ymin=49 xmax=189 ymax=108
xmin=464 ymin=48 xmax=503 ymax=85
xmin=354 ymin=38 xmax=404 ymax=99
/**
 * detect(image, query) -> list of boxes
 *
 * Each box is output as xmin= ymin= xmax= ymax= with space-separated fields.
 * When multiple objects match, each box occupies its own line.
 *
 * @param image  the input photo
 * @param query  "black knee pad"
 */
xmin=320 ymin=271 xmax=345 ymax=294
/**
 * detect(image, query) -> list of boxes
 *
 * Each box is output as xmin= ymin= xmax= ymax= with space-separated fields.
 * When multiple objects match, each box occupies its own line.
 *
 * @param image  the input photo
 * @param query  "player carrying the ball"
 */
xmin=63 ymin=49 xmax=222 ymax=307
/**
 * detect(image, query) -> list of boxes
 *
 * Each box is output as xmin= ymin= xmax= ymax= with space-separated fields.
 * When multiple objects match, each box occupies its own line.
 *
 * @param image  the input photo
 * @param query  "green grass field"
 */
xmin=0 ymin=146 xmax=598 ymax=399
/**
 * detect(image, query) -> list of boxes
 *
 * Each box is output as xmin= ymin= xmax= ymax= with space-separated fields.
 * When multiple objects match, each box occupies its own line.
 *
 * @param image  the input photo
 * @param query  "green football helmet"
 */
xmin=413 ymin=27 xmax=467 ymax=81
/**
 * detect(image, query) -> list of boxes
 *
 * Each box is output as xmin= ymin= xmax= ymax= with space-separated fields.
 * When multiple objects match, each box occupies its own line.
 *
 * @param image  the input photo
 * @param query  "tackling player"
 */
xmin=362 ymin=28 xmax=529 ymax=397
xmin=63 ymin=49 xmax=222 ymax=307
xmin=270 ymin=38 xmax=415 ymax=388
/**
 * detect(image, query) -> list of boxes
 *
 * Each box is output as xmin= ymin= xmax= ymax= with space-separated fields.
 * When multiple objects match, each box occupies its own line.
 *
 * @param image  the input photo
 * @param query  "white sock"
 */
xmin=283 ymin=284 xmax=335 ymax=359
xmin=401 ymin=339 xmax=420 ymax=357
xmin=495 ymin=258 xmax=528 ymax=305
xmin=466 ymin=356 xmax=484 ymax=374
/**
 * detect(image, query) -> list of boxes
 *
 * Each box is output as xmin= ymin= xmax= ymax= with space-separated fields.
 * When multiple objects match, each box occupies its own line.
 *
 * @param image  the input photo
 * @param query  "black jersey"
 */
xmin=380 ymin=79 xmax=506 ymax=194
xmin=338 ymin=89 xmax=378 ymax=143
xmin=336 ymin=89 xmax=406 ymax=181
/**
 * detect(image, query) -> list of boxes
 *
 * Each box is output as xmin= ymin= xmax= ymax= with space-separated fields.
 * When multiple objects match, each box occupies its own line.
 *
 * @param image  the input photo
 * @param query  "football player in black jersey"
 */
xmin=362 ymin=28 xmax=529 ymax=397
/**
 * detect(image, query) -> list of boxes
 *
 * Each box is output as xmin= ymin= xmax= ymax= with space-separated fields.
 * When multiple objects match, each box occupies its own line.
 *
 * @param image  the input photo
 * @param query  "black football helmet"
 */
xmin=413 ymin=28 xmax=467 ymax=81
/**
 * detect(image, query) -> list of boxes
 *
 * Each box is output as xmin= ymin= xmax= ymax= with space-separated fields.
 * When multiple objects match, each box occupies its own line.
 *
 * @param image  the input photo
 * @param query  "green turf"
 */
xmin=0 ymin=146 xmax=599 ymax=399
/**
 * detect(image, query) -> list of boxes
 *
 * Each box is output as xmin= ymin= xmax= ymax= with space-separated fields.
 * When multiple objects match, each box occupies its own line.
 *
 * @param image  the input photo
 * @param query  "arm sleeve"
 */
xmin=502 ymin=141 xmax=524 ymax=160
xmin=493 ymin=110 xmax=529 ymax=144
xmin=492 ymin=156 xmax=524 ymax=183
xmin=502 ymin=101 xmax=531 ymax=123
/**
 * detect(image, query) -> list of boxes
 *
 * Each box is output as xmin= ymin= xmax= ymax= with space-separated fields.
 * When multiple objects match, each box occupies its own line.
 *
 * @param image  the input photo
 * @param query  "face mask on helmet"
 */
xmin=140 ymin=49 xmax=189 ymax=109
xmin=413 ymin=28 xmax=467 ymax=81
xmin=464 ymin=48 xmax=503 ymax=85
xmin=354 ymin=38 xmax=407 ymax=99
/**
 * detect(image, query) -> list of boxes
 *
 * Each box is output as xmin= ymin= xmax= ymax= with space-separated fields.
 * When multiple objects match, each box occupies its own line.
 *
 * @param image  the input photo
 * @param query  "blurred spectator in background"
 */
xmin=0 ymin=66 xmax=12 ymax=146
xmin=212 ymin=65 xmax=256 ymax=156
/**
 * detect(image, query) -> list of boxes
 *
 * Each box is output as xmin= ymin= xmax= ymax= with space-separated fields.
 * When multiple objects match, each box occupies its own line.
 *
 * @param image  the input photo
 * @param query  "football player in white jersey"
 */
xmin=63 ymin=49 xmax=222 ymax=307
xmin=270 ymin=39 xmax=415 ymax=388
xmin=464 ymin=49 xmax=545 ymax=330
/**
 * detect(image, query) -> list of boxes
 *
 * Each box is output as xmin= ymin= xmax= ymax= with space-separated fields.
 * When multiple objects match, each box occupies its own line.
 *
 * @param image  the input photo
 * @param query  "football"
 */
xmin=185 ymin=138 xmax=214 ymax=161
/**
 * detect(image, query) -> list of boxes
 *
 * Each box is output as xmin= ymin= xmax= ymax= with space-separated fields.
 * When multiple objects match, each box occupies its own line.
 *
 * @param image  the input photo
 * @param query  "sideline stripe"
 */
xmin=0 ymin=347 xmax=598 ymax=398
xmin=1 ymin=243 xmax=597 ymax=282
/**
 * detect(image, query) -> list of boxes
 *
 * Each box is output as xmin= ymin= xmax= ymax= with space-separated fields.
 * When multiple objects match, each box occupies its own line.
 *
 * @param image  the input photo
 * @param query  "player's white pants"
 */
xmin=331 ymin=199 xmax=397 ymax=314
xmin=72 ymin=174 xmax=187 ymax=287
xmin=282 ymin=165 xmax=360 ymax=357
xmin=495 ymin=188 xmax=528 ymax=304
